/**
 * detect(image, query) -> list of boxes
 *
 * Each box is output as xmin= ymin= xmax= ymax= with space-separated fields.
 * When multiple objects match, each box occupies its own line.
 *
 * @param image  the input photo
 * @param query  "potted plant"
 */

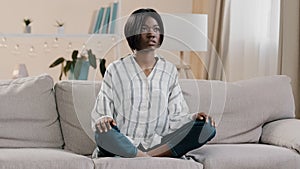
xmin=49 ymin=49 xmax=97 ymax=80
xmin=23 ymin=18 xmax=32 ymax=33
xmin=55 ymin=20 xmax=65 ymax=34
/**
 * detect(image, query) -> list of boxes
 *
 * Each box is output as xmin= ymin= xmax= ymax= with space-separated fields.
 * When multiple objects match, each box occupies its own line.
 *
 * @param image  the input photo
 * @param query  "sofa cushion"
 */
xmin=261 ymin=119 xmax=300 ymax=153
xmin=187 ymin=144 xmax=300 ymax=169
xmin=93 ymin=157 xmax=203 ymax=169
xmin=0 ymin=74 xmax=64 ymax=148
xmin=0 ymin=148 xmax=94 ymax=169
xmin=180 ymin=75 xmax=295 ymax=143
xmin=55 ymin=80 xmax=101 ymax=155
xmin=54 ymin=75 xmax=295 ymax=154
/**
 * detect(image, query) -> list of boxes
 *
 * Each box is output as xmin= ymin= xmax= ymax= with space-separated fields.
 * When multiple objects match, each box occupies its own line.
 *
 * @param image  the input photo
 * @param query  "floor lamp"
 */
xmin=160 ymin=13 xmax=208 ymax=78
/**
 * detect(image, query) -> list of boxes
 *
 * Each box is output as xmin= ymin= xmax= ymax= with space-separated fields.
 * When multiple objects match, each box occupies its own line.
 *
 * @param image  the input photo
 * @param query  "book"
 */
xmin=93 ymin=7 xmax=105 ymax=34
xmin=88 ymin=10 xmax=98 ymax=34
xmin=101 ymin=6 xmax=111 ymax=34
xmin=109 ymin=2 xmax=119 ymax=34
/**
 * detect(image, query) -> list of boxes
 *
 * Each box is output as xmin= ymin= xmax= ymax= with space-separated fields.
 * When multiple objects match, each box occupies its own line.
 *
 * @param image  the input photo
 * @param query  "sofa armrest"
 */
xmin=260 ymin=119 xmax=300 ymax=153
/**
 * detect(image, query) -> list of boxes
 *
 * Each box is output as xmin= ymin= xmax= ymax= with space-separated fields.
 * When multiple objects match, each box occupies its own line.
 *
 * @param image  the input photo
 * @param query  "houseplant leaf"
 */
xmin=59 ymin=63 xmax=64 ymax=80
xmin=99 ymin=58 xmax=106 ymax=77
xmin=49 ymin=57 xmax=65 ymax=68
xmin=64 ymin=61 xmax=72 ymax=76
xmin=71 ymin=50 xmax=79 ymax=61
xmin=87 ymin=49 xmax=97 ymax=69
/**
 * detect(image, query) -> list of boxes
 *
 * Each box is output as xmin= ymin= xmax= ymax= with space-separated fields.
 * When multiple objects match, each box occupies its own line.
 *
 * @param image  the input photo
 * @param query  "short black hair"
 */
xmin=124 ymin=8 xmax=164 ymax=51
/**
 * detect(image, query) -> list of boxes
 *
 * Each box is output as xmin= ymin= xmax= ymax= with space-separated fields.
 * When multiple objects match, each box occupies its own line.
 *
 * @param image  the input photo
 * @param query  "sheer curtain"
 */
xmin=226 ymin=0 xmax=280 ymax=81
xmin=191 ymin=0 xmax=231 ymax=80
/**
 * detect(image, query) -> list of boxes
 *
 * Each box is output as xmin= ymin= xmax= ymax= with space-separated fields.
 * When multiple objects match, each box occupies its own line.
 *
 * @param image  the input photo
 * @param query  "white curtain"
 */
xmin=226 ymin=0 xmax=280 ymax=81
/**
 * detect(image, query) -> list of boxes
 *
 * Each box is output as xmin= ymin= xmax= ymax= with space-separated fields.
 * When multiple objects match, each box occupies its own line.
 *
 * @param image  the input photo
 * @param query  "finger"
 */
xmin=207 ymin=116 xmax=212 ymax=124
xmin=199 ymin=113 xmax=208 ymax=122
xmin=96 ymin=123 xmax=103 ymax=133
xmin=198 ymin=114 xmax=204 ymax=120
xmin=105 ymin=119 xmax=113 ymax=132
xmin=208 ymin=116 xmax=213 ymax=125
xmin=205 ymin=115 xmax=210 ymax=123
xmin=111 ymin=119 xmax=117 ymax=126
xmin=103 ymin=118 xmax=109 ymax=132
xmin=105 ymin=119 xmax=112 ymax=132
xmin=100 ymin=120 xmax=108 ymax=132
xmin=195 ymin=112 xmax=203 ymax=120
xmin=208 ymin=116 xmax=216 ymax=127
xmin=200 ymin=112 xmax=207 ymax=118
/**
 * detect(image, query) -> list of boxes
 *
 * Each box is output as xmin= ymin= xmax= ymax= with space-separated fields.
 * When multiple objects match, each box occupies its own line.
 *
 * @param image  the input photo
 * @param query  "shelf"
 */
xmin=0 ymin=33 xmax=119 ymax=38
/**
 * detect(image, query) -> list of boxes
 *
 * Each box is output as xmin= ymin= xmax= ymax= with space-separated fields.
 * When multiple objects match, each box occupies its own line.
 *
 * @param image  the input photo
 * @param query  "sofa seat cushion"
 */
xmin=93 ymin=157 xmax=203 ymax=169
xmin=187 ymin=144 xmax=300 ymax=169
xmin=0 ymin=74 xmax=63 ymax=148
xmin=0 ymin=148 xmax=94 ymax=169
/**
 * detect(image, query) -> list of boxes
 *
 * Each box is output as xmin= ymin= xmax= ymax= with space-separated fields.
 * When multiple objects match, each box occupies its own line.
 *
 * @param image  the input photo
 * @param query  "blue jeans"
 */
xmin=95 ymin=119 xmax=216 ymax=158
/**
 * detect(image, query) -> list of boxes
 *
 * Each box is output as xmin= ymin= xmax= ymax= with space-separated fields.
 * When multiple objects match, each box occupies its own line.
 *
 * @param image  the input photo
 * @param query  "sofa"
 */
xmin=0 ymin=73 xmax=299 ymax=169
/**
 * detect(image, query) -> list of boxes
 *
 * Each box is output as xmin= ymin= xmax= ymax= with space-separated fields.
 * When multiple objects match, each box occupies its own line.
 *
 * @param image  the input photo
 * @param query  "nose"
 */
xmin=147 ymin=31 xmax=155 ymax=37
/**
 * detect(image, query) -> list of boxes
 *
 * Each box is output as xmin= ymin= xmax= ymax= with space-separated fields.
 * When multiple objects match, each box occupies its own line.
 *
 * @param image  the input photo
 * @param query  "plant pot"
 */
xmin=68 ymin=60 xmax=90 ymax=80
xmin=57 ymin=26 xmax=64 ymax=34
xmin=24 ymin=25 xmax=31 ymax=33
xmin=12 ymin=64 xmax=29 ymax=79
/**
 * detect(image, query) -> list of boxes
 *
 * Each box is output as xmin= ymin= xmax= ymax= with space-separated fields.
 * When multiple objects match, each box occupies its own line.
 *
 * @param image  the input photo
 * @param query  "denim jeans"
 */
xmin=95 ymin=119 xmax=216 ymax=158
xmin=95 ymin=125 xmax=137 ymax=158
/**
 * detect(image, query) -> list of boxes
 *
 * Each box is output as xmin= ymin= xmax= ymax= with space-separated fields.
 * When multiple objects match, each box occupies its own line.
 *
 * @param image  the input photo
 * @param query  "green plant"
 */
xmin=55 ymin=20 xmax=64 ymax=27
xmin=99 ymin=58 xmax=106 ymax=77
xmin=24 ymin=18 xmax=32 ymax=26
xmin=49 ymin=49 xmax=97 ymax=80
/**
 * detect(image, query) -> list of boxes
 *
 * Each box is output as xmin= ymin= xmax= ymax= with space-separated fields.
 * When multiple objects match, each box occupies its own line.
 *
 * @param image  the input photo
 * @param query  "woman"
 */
xmin=91 ymin=8 xmax=216 ymax=158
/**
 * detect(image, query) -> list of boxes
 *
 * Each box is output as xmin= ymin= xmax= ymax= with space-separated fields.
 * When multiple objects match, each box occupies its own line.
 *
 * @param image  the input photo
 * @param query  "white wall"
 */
xmin=0 ymin=0 xmax=192 ymax=81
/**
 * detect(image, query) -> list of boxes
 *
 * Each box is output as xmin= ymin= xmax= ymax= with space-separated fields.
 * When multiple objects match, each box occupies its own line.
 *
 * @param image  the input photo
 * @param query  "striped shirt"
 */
xmin=91 ymin=54 xmax=194 ymax=149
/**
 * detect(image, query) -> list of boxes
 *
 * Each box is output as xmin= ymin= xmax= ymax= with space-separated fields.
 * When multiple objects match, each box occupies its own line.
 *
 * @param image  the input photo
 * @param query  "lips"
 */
xmin=148 ymin=39 xmax=157 ymax=45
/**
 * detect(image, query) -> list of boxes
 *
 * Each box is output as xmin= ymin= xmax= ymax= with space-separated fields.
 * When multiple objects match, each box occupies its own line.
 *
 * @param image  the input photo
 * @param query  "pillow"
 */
xmin=261 ymin=119 xmax=300 ymax=153
xmin=55 ymin=80 xmax=101 ymax=155
xmin=0 ymin=74 xmax=64 ymax=148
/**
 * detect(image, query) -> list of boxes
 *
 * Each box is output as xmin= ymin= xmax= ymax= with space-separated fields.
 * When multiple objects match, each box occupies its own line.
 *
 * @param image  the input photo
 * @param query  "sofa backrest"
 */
xmin=0 ymin=74 xmax=64 ymax=148
xmin=180 ymin=75 xmax=295 ymax=143
xmin=54 ymin=75 xmax=295 ymax=155
xmin=55 ymin=80 xmax=101 ymax=155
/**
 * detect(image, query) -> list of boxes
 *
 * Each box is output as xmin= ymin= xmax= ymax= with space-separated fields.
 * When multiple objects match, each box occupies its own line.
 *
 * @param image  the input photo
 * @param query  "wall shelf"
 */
xmin=0 ymin=33 xmax=118 ymax=38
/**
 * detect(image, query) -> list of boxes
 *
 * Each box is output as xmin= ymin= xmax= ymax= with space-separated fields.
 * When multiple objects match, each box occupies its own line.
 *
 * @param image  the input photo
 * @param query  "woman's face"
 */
xmin=138 ymin=16 xmax=161 ymax=51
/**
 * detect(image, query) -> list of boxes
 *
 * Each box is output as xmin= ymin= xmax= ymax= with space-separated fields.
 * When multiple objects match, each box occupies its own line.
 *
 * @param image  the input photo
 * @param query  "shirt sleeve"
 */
xmin=91 ymin=67 xmax=115 ymax=132
xmin=167 ymin=67 xmax=196 ymax=133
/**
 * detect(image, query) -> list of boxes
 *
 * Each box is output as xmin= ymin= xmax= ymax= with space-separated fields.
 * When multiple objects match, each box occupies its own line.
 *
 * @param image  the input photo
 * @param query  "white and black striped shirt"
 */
xmin=91 ymin=54 xmax=194 ymax=149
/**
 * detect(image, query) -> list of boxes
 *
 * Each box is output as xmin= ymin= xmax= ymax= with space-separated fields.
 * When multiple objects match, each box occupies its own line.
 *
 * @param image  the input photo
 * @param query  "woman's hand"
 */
xmin=96 ymin=117 xmax=117 ymax=133
xmin=193 ymin=112 xmax=216 ymax=127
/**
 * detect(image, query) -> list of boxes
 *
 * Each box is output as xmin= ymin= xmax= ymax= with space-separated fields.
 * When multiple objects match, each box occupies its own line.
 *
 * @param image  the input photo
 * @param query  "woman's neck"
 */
xmin=134 ymin=50 xmax=157 ymax=69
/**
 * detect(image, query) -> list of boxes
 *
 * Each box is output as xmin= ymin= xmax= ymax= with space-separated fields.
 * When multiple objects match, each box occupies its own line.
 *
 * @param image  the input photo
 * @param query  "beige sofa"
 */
xmin=0 ymin=74 xmax=299 ymax=169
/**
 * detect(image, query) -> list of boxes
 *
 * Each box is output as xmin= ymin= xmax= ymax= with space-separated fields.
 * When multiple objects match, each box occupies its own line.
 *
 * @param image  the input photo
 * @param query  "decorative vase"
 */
xmin=57 ymin=26 xmax=64 ymax=34
xmin=68 ymin=61 xmax=90 ymax=80
xmin=24 ymin=25 xmax=31 ymax=33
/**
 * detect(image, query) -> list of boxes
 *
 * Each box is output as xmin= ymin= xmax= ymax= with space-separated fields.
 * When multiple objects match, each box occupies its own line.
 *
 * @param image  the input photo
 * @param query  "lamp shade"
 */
xmin=160 ymin=13 xmax=208 ymax=52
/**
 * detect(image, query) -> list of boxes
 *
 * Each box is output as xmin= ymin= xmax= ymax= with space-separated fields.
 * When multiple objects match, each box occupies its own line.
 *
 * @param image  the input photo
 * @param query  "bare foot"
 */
xmin=147 ymin=144 xmax=172 ymax=157
xmin=136 ymin=150 xmax=150 ymax=157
